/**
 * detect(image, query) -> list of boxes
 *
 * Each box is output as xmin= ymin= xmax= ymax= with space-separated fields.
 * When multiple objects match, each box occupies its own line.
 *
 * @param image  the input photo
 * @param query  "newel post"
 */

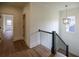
xmin=51 ymin=31 xmax=56 ymax=55
xmin=66 ymin=45 xmax=69 ymax=57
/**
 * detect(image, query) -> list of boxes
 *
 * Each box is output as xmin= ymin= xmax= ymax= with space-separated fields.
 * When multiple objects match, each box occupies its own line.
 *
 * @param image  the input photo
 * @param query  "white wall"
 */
xmin=23 ymin=3 xmax=79 ymax=54
xmin=29 ymin=2 xmax=59 ymax=49
xmin=29 ymin=3 xmax=44 ymax=48
xmin=59 ymin=7 xmax=79 ymax=56
xmin=23 ymin=2 xmax=79 ymax=56
xmin=39 ymin=4 xmax=59 ymax=50
xmin=23 ymin=3 xmax=31 ymax=47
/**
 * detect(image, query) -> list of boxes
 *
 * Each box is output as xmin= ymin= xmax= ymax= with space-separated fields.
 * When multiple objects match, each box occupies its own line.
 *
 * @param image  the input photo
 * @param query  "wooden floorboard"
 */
xmin=8 ymin=45 xmax=52 ymax=57
xmin=0 ymin=39 xmax=67 ymax=57
xmin=33 ymin=45 xmax=51 ymax=57
xmin=0 ymin=31 xmax=67 ymax=57
xmin=0 ymin=39 xmax=53 ymax=57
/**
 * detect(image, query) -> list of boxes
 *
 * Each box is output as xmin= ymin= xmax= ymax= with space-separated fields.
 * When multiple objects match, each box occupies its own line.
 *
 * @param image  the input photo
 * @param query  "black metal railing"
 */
xmin=39 ymin=29 xmax=69 ymax=57
xmin=39 ymin=29 xmax=52 ymax=34
xmin=56 ymin=33 xmax=69 ymax=56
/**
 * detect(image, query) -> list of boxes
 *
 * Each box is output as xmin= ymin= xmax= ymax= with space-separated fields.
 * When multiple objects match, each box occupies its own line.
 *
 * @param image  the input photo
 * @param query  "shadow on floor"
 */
xmin=13 ymin=40 xmax=29 ymax=52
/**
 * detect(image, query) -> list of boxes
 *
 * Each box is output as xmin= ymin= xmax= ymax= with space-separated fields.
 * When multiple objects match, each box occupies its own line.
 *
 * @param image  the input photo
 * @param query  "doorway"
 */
xmin=2 ymin=14 xmax=13 ymax=40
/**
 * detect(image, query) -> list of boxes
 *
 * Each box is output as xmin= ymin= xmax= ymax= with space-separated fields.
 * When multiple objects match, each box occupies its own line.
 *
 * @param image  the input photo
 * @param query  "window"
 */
xmin=66 ymin=16 xmax=76 ymax=32
xmin=4 ymin=15 xmax=13 ymax=31
xmin=7 ymin=20 xmax=12 ymax=26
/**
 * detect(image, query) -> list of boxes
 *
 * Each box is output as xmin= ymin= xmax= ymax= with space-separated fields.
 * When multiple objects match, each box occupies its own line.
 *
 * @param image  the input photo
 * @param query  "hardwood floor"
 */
xmin=0 ymin=39 xmax=29 ymax=57
xmin=13 ymin=40 xmax=29 ymax=52
xmin=0 ymin=30 xmax=53 ymax=57
xmin=9 ymin=45 xmax=52 ymax=57
xmin=33 ymin=45 xmax=51 ymax=57
xmin=0 ymin=39 xmax=53 ymax=57
xmin=0 ymin=31 xmax=66 ymax=57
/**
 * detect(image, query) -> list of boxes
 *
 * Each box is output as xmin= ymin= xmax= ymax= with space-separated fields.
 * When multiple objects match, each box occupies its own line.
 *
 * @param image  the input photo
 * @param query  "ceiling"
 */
xmin=35 ymin=2 xmax=79 ymax=10
xmin=0 ymin=2 xmax=79 ymax=10
xmin=0 ymin=2 xmax=29 ymax=8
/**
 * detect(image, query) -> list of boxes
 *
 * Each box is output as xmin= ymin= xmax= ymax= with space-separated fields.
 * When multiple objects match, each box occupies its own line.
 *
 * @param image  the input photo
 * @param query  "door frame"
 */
xmin=2 ymin=14 xmax=14 ymax=40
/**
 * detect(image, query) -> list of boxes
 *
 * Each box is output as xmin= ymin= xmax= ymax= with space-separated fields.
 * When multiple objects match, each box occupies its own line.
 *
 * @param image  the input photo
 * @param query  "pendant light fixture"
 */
xmin=63 ymin=5 xmax=71 ymax=24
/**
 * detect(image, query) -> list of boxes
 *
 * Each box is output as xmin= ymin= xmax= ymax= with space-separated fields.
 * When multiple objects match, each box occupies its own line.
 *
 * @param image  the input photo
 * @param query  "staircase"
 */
xmin=39 ymin=29 xmax=69 ymax=57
